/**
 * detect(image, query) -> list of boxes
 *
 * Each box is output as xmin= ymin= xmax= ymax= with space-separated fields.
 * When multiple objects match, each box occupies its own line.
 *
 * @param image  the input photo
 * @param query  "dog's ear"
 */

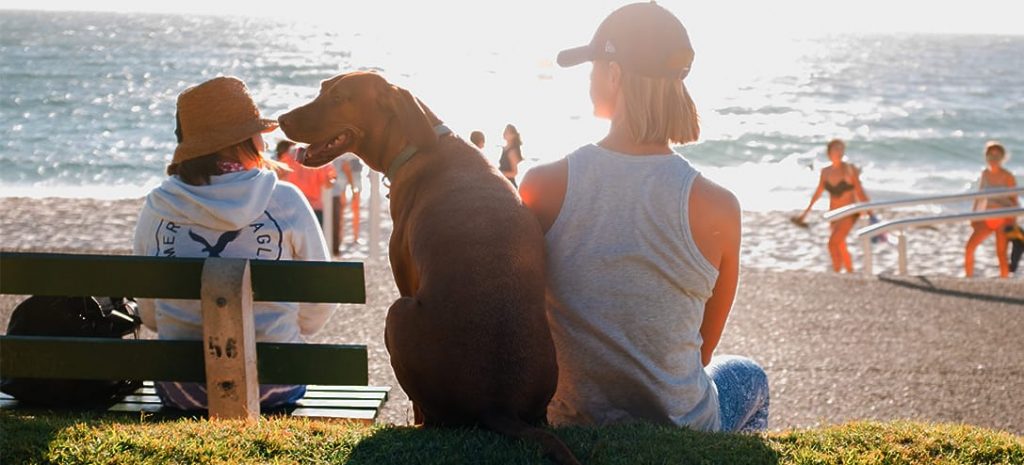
xmin=384 ymin=85 xmax=441 ymax=149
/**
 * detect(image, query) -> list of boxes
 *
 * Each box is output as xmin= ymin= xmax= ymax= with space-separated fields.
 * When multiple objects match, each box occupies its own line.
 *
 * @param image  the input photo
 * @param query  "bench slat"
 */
xmin=1 ymin=392 xmax=385 ymax=421
xmin=289 ymin=408 xmax=377 ymax=420
xmin=0 ymin=252 xmax=365 ymax=303
xmin=0 ymin=336 xmax=369 ymax=385
xmin=129 ymin=385 xmax=389 ymax=401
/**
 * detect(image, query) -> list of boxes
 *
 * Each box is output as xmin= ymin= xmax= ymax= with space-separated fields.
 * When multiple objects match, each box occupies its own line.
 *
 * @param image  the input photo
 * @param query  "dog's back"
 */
xmin=385 ymin=135 xmax=557 ymax=419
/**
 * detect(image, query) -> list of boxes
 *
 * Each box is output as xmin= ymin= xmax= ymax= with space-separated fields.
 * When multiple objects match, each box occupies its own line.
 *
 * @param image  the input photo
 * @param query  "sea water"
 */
xmin=1 ymin=10 xmax=1022 ymax=212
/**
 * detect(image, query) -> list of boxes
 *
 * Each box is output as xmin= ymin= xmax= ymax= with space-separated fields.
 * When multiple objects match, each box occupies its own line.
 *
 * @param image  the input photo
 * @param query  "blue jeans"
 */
xmin=156 ymin=381 xmax=306 ymax=411
xmin=707 ymin=355 xmax=770 ymax=432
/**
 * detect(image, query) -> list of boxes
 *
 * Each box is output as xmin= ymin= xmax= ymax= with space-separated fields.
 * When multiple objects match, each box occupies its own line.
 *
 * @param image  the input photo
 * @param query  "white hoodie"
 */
xmin=133 ymin=169 xmax=335 ymax=343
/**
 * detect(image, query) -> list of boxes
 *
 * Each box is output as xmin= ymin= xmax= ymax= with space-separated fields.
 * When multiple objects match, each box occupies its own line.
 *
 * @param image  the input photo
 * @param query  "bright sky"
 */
xmin=1 ymin=0 xmax=1021 ymax=36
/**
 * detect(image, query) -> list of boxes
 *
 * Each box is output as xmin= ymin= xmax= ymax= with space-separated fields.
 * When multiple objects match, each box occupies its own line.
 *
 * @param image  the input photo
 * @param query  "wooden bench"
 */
xmin=0 ymin=252 xmax=389 ymax=422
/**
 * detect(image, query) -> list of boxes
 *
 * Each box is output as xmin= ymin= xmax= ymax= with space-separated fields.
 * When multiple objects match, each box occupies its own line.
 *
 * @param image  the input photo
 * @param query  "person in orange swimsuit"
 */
xmin=794 ymin=139 xmax=871 ymax=273
xmin=965 ymin=141 xmax=1019 ymax=278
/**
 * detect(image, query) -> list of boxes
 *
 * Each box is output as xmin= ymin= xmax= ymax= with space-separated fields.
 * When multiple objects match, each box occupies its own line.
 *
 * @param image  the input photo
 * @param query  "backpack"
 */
xmin=1 ymin=296 xmax=143 ymax=407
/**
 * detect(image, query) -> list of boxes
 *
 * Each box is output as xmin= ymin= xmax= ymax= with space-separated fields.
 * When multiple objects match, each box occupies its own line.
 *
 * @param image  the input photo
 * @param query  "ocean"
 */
xmin=2 ymin=10 xmax=1022 ymax=212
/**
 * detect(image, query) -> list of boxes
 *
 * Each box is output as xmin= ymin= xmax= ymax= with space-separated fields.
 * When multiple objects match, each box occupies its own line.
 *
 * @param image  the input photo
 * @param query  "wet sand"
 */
xmin=1 ymin=196 xmax=1021 ymax=433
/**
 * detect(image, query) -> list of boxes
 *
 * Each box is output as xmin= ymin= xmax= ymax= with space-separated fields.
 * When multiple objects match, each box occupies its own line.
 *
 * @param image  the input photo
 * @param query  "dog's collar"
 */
xmin=385 ymin=124 xmax=452 ymax=183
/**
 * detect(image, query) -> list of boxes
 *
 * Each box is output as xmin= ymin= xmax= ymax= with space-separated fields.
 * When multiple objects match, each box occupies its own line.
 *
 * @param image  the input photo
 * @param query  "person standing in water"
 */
xmin=499 ymin=124 xmax=524 ymax=187
xmin=965 ymin=141 xmax=1019 ymax=278
xmin=794 ymin=139 xmax=871 ymax=273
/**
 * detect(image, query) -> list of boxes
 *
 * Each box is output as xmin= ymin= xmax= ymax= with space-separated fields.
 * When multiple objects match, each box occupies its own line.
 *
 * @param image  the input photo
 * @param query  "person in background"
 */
xmin=965 ymin=141 xmax=1019 ymax=278
xmin=499 ymin=124 xmax=524 ymax=187
xmin=273 ymin=140 xmax=297 ymax=176
xmin=793 ymin=139 xmax=871 ymax=273
xmin=520 ymin=2 xmax=768 ymax=433
xmin=1007 ymin=223 xmax=1024 ymax=275
xmin=277 ymin=140 xmax=336 ymax=226
xmin=470 ymin=130 xmax=486 ymax=150
xmin=331 ymin=153 xmax=362 ymax=254
xmin=132 ymin=76 xmax=335 ymax=410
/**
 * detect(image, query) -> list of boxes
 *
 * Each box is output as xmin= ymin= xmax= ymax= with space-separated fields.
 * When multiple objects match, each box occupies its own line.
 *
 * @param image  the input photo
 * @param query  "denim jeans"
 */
xmin=706 ymin=355 xmax=770 ymax=432
xmin=155 ymin=381 xmax=306 ymax=411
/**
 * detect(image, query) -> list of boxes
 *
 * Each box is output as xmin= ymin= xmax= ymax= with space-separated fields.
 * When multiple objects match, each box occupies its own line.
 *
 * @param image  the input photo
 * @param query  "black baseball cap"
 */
xmin=556 ymin=2 xmax=694 ymax=79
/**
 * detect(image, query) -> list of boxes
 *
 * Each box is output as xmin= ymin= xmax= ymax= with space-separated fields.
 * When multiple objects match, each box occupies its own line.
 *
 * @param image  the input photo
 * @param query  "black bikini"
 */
xmin=824 ymin=180 xmax=854 ymax=196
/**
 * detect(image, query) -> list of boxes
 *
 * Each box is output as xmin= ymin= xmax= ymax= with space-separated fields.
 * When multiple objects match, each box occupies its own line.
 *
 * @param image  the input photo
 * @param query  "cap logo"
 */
xmin=604 ymin=40 xmax=616 ymax=54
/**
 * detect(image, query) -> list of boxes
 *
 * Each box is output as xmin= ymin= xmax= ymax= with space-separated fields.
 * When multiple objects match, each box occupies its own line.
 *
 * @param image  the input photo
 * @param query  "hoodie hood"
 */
xmin=146 ymin=169 xmax=278 ymax=231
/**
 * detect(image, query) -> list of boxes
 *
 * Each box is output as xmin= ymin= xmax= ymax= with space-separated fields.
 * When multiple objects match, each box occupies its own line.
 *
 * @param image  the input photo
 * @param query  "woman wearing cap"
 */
xmin=520 ymin=3 xmax=768 ymax=432
xmin=965 ymin=141 xmax=1019 ymax=278
xmin=132 ymin=76 xmax=336 ymax=410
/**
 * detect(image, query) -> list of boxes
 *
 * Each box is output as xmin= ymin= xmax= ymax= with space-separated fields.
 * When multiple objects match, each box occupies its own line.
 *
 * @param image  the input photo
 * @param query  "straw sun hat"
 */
xmin=171 ymin=76 xmax=278 ymax=166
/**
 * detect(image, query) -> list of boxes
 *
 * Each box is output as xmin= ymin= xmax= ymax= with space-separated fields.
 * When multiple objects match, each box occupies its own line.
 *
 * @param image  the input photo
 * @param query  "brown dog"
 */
xmin=278 ymin=72 xmax=579 ymax=465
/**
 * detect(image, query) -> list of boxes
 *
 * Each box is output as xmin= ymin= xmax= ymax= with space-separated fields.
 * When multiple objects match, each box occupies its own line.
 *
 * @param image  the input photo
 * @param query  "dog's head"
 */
xmin=278 ymin=72 xmax=441 ymax=170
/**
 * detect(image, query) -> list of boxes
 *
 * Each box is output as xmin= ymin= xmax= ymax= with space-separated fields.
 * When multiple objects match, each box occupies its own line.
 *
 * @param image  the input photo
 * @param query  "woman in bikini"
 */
xmin=965 ymin=141 xmax=1019 ymax=278
xmin=794 ymin=139 xmax=870 ymax=273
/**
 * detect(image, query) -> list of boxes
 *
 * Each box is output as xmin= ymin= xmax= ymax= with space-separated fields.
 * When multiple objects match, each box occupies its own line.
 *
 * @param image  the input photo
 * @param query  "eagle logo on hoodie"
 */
xmin=187 ymin=229 xmax=241 ymax=257
xmin=154 ymin=212 xmax=284 ymax=260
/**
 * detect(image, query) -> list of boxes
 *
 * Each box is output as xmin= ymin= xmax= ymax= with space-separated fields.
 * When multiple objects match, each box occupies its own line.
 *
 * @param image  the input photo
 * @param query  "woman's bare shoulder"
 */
xmin=693 ymin=176 xmax=739 ymax=213
xmin=519 ymin=159 xmax=569 ymax=232
xmin=520 ymin=159 xmax=567 ymax=194
xmin=689 ymin=176 xmax=740 ymax=266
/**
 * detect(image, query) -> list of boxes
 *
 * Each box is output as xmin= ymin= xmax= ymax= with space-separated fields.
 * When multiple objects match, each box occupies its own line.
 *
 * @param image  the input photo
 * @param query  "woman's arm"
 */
xmin=132 ymin=212 xmax=159 ymax=331
xmin=692 ymin=178 xmax=742 ymax=366
xmin=852 ymin=165 xmax=870 ymax=204
xmin=284 ymin=185 xmax=338 ymax=336
xmin=1008 ymin=173 xmax=1020 ymax=207
xmin=973 ymin=171 xmax=988 ymax=211
xmin=798 ymin=171 xmax=826 ymax=221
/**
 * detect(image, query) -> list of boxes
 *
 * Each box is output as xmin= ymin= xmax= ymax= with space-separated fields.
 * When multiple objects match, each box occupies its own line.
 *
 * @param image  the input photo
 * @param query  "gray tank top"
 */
xmin=545 ymin=144 xmax=721 ymax=431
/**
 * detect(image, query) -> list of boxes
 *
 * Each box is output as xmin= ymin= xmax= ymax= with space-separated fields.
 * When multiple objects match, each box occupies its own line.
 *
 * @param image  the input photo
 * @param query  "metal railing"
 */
xmin=824 ymin=187 xmax=1024 ymax=222
xmin=821 ymin=187 xmax=1023 ymax=276
xmin=857 ymin=207 xmax=1024 ymax=276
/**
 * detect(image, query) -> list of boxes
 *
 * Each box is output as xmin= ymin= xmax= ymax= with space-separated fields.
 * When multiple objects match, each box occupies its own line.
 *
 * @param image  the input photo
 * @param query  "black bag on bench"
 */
xmin=1 ymin=296 xmax=143 ymax=407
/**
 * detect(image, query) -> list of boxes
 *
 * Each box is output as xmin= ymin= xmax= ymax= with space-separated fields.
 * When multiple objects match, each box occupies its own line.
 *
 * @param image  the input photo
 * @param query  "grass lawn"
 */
xmin=1 ymin=411 xmax=1021 ymax=465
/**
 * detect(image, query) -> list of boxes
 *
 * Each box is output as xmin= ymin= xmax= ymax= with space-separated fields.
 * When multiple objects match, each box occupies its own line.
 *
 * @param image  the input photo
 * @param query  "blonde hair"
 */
xmin=620 ymin=71 xmax=700 ymax=145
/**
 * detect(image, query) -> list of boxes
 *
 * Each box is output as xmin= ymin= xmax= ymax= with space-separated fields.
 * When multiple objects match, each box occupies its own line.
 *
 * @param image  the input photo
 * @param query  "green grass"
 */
xmin=1 ymin=411 xmax=1021 ymax=465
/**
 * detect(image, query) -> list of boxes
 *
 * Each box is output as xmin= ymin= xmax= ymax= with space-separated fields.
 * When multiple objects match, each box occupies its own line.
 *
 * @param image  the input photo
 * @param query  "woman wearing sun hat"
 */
xmin=132 ymin=76 xmax=336 ymax=410
xmin=520 ymin=3 xmax=768 ymax=432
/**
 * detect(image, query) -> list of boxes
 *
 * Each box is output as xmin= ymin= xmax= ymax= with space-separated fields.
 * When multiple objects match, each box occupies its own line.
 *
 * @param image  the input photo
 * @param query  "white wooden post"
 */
xmin=201 ymin=258 xmax=259 ymax=421
xmin=322 ymin=186 xmax=335 ymax=257
xmin=369 ymin=170 xmax=382 ymax=262
xmin=897 ymin=230 xmax=908 ymax=276
xmin=861 ymin=237 xmax=873 ymax=277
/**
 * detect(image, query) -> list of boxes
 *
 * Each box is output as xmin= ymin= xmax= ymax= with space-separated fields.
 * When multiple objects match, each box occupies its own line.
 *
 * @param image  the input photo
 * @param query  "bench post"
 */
xmin=201 ymin=258 xmax=260 ymax=421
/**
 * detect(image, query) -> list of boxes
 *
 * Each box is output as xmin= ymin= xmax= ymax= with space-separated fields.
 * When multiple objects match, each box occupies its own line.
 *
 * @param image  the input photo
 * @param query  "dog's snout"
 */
xmin=277 ymin=111 xmax=293 ymax=131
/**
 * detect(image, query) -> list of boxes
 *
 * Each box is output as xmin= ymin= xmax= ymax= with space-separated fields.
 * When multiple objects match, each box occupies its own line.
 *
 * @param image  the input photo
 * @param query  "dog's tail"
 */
xmin=480 ymin=412 xmax=582 ymax=465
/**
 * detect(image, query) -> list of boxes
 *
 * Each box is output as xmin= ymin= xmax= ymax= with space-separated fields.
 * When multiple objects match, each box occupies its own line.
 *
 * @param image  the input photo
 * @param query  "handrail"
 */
xmin=856 ymin=207 xmax=1024 ymax=276
xmin=855 ymin=207 xmax=1024 ymax=240
xmin=824 ymin=187 xmax=1024 ymax=222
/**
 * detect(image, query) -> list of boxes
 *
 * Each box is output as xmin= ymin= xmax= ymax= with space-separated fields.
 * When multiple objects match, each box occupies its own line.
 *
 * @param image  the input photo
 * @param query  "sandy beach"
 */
xmin=1 ymin=196 xmax=1021 ymax=434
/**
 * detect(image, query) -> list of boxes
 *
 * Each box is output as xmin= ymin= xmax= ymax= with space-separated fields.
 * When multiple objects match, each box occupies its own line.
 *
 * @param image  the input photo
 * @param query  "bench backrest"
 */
xmin=0 ymin=252 xmax=365 ymax=303
xmin=0 ymin=252 xmax=368 ymax=420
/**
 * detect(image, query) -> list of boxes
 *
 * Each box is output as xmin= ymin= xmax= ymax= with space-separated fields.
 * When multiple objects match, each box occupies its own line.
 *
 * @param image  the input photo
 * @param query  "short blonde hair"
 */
xmin=620 ymin=71 xmax=699 ymax=145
